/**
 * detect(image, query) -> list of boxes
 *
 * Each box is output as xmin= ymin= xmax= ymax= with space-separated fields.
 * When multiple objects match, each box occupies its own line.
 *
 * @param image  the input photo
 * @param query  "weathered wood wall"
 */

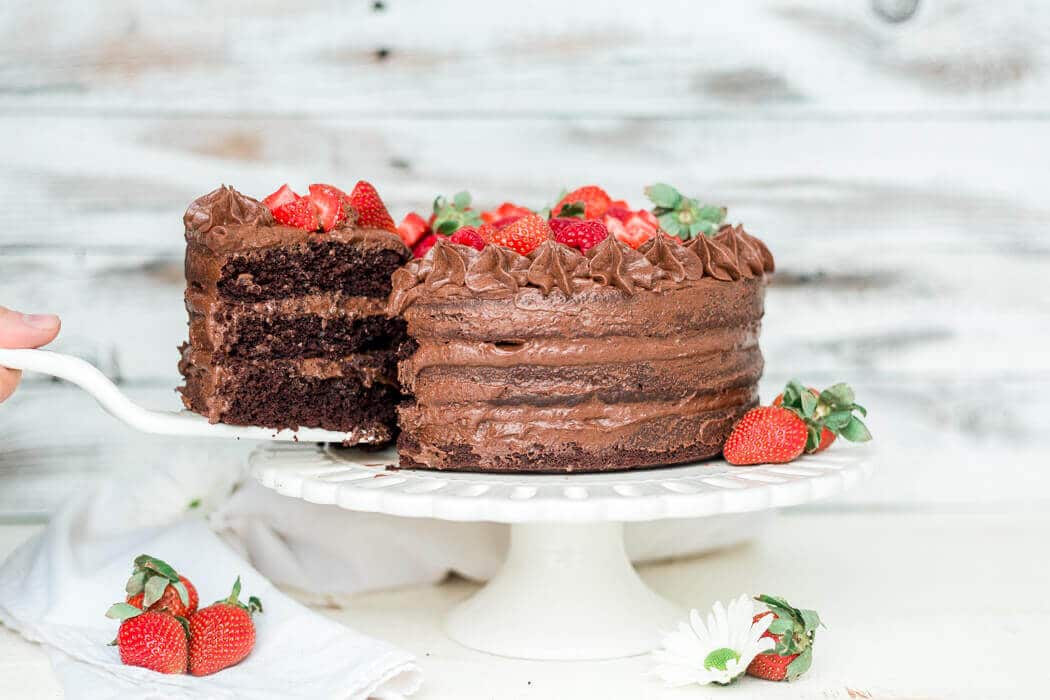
xmin=1 ymin=0 xmax=1047 ymax=519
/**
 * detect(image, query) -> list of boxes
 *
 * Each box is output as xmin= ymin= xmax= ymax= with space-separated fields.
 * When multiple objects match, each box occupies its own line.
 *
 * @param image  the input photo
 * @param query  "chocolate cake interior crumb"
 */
xmin=222 ymin=315 xmax=408 ymax=360
xmin=218 ymin=242 xmax=404 ymax=300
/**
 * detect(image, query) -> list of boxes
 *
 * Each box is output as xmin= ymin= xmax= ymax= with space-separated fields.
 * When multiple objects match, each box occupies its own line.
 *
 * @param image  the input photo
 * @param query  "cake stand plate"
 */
xmin=250 ymin=444 xmax=873 ymax=660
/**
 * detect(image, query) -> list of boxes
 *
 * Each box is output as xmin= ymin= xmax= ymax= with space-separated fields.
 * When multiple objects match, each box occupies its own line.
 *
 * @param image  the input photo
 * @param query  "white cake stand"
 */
xmin=250 ymin=443 xmax=873 ymax=660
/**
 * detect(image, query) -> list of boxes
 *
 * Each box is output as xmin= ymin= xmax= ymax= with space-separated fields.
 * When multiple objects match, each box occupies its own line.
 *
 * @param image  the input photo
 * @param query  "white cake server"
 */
xmin=0 ymin=348 xmax=356 ymax=443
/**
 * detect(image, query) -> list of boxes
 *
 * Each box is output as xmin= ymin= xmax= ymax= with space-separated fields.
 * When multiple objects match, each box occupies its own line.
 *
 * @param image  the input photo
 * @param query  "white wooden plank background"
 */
xmin=1 ymin=0 xmax=1048 ymax=518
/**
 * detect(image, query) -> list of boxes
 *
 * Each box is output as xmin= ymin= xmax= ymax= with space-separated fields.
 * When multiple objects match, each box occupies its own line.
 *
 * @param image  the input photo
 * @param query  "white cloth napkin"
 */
xmin=0 ymin=483 xmax=421 ymax=700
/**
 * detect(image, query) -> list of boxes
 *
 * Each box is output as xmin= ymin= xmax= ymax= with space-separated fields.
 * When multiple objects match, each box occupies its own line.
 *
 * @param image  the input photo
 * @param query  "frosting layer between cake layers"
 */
xmin=390 ymin=227 xmax=774 ymax=472
xmin=177 ymin=186 xmax=410 ymax=442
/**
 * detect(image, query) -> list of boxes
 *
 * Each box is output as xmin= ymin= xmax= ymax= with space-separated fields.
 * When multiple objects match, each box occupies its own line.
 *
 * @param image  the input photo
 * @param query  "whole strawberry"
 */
xmin=188 ymin=577 xmax=263 ymax=677
xmin=349 ymin=180 xmax=397 ymax=233
xmin=723 ymin=406 xmax=807 ymax=466
xmin=747 ymin=594 xmax=821 ymax=682
xmin=553 ymin=185 xmax=612 ymax=219
xmin=486 ymin=213 xmax=552 ymax=255
xmin=774 ymin=380 xmax=871 ymax=454
xmin=124 ymin=554 xmax=198 ymax=618
xmin=554 ymin=219 xmax=609 ymax=253
xmin=105 ymin=603 xmax=188 ymax=674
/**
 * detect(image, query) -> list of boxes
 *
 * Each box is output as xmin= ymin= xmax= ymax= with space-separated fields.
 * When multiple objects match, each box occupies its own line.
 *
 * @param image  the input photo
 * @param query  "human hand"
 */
xmin=0 ymin=306 xmax=61 ymax=402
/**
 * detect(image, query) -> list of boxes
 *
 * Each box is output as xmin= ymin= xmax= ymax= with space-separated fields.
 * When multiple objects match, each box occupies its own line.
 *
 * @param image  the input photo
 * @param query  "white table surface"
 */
xmin=2 ymin=507 xmax=1044 ymax=699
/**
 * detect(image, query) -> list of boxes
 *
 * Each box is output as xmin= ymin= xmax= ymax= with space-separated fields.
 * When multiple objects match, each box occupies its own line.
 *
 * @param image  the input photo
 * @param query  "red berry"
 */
xmin=262 ymin=184 xmax=299 ymax=211
xmin=349 ymin=180 xmax=397 ymax=233
xmin=308 ymin=183 xmax=348 ymax=232
xmin=554 ymin=185 xmax=612 ymax=219
xmin=490 ymin=214 xmax=525 ymax=229
xmin=481 ymin=202 xmax=532 ymax=225
xmin=486 ymin=214 xmax=552 ymax=255
xmin=187 ymin=578 xmax=261 ymax=677
xmin=397 ymin=212 xmax=430 ymax=248
xmin=554 ymin=219 xmax=609 ymax=253
xmin=272 ymin=196 xmax=318 ymax=231
xmin=127 ymin=575 xmax=198 ymax=618
xmin=773 ymin=387 xmax=837 ymax=453
xmin=723 ymin=406 xmax=808 ymax=466
xmin=603 ymin=210 xmax=659 ymax=249
xmin=115 ymin=611 xmax=188 ymax=674
xmin=547 ymin=217 xmax=579 ymax=236
xmin=413 ymin=233 xmax=438 ymax=258
xmin=604 ymin=205 xmax=633 ymax=223
xmin=450 ymin=226 xmax=486 ymax=250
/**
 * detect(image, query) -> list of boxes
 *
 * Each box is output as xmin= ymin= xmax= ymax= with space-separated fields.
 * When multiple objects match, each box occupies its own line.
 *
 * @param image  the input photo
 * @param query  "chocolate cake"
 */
xmin=389 ymin=229 xmax=773 ymax=472
xmin=178 ymin=183 xmax=775 ymax=473
xmin=178 ymin=186 xmax=410 ymax=443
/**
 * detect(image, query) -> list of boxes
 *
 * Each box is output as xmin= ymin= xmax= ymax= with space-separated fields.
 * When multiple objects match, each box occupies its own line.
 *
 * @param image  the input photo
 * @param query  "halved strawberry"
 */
xmin=398 ymin=212 xmax=431 ymax=248
xmin=273 ymin=197 xmax=318 ymax=231
xmin=262 ymin=184 xmax=299 ymax=212
xmin=308 ymin=183 xmax=348 ymax=232
xmin=603 ymin=210 xmax=659 ymax=249
xmin=349 ymin=180 xmax=397 ymax=233
xmin=481 ymin=202 xmax=532 ymax=225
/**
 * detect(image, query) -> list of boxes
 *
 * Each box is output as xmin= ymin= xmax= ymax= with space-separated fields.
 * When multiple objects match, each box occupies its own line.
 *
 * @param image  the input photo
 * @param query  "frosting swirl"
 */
xmin=389 ymin=227 xmax=773 ymax=312
xmin=183 ymin=185 xmax=274 ymax=235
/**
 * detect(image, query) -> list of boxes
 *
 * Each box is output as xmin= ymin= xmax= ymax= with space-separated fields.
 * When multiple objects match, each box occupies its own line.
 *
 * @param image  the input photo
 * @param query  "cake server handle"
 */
xmin=0 ymin=348 xmax=352 ymax=442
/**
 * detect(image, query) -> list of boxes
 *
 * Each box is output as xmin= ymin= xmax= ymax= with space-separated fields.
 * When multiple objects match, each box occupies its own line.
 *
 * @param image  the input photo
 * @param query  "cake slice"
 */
xmin=178 ymin=185 xmax=410 ymax=443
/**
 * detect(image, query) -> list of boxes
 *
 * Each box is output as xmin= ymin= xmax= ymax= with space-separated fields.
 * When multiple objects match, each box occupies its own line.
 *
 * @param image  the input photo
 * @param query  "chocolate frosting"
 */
xmin=389 ymin=227 xmax=773 ymax=312
xmin=183 ymin=185 xmax=406 ymax=256
xmin=183 ymin=186 xmax=275 ymax=235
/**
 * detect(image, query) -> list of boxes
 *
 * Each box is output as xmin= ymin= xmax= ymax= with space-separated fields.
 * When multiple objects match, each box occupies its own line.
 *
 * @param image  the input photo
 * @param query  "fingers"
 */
xmin=0 ymin=306 xmax=61 ymax=349
xmin=0 ymin=368 xmax=20 ymax=403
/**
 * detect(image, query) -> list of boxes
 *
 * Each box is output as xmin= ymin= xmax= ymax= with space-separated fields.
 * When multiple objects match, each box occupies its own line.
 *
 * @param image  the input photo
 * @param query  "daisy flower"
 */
xmin=651 ymin=594 xmax=775 ymax=686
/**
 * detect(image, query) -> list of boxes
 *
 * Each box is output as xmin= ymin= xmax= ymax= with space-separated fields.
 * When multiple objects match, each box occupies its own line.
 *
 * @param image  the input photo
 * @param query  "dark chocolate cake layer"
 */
xmin=177 ymin=186 xmax=410 ymax=439
xmin=390 ymin=228 xmax=774 ymax=473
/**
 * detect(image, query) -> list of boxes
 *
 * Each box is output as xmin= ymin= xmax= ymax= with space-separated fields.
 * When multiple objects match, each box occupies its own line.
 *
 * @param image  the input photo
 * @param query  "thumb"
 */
xmin=0 ymin=306 xmax=61 ymax=349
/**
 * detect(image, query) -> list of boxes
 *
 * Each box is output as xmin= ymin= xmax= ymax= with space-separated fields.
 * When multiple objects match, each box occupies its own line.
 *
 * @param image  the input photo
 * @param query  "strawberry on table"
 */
xmin=349 ymin=180 xmax=397 ymax=233
xmin=486 ymin=213 xmax=552 ymax=255
xmin=105 ymin=604 xmax=188 ymax=674
xmin=124 ymin=554 xmax=198 ymax=618
xmin=746 ymin=594 xmax=821 ymax=682
xmin=554 ymin=185 xmax=613 ymax=219
xmin=188 ymin=577 xmax=263 ymax=677
xmin=774 ymin=380 xmax=872 ymax=454
xmin=723 ymin=406 xmax=808 ymax=466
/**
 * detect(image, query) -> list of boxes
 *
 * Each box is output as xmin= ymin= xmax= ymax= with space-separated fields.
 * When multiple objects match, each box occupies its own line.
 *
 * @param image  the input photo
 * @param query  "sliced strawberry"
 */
xmin=554 ymin=219 xmax=609 ymax=253
xmin=262 ymin=184 xmax=299 ymax=212
xmin=273 ymin=197 xmax=318 ymax=231
xmin=308 ymin=183 xmax=348 ymax=232
xmin=413 ymin=233 xmax=438 ymax=258
xmin=604 ymin=206 xmax=633 ymax=223
xmin=602 ymin=210 xmax=659 ymax=249
xmin=481 ymin=202 xmax=532 ymax=225
xmin=398 ymin=212 xmax=430 ymax=248
xmin=450 ymin=226 xmax=486 ymax=251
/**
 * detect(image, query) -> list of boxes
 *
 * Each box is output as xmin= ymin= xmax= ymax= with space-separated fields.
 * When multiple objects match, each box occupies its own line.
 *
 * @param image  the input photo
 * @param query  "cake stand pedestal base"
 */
xmin=445 ymin=521 xmax=682 ymax=660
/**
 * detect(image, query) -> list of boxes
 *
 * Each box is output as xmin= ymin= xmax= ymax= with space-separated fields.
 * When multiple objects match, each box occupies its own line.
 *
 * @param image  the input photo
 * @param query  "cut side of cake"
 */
xmin=178 ymin=185 xmax=410 ymax=443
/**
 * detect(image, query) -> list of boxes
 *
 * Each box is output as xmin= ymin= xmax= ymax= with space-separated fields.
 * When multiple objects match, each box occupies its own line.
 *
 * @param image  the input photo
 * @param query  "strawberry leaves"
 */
xmin=432 ymin=191 xmax=482 ymax=235
xmin=779 ymin=380 xmax=871 ymax=453
xmin=127 ymin=554 xmax=189 ymax=608
xmin=754 ymin=594 xmax=821 ymax=682
xmin=644 ymin=183 xmax=726 ymax=240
